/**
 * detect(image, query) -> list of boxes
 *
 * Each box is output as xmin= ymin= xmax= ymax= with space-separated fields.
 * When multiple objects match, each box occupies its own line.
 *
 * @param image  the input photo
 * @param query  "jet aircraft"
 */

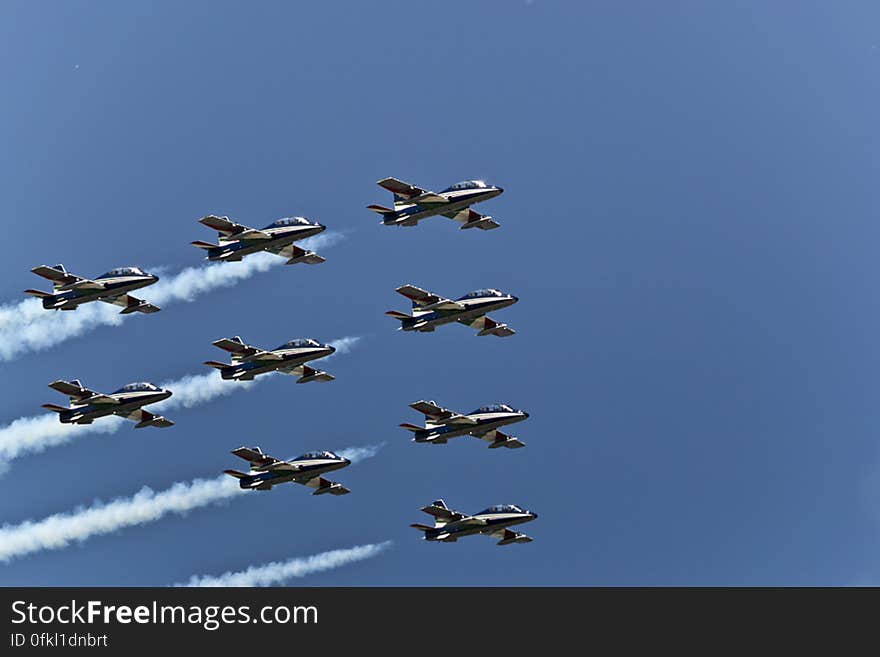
xmin=204 ymin=336 xmax=336 ymax=382
xmin=42 ymin=380 xmax=173 ymax=428
xmin=25 ymin=264 xmax=160 ymax=314
xmin=368 ymin=178 xmax=503 ymax=230
xmin=386 ymin=285 xmax=518 ymax=337
xmin=411 ymin=499 xmax=537 ymax=545
xmin=224 ymin=446 xmax=351 ymax=495
xmin=192 ymin=215 xmax=327 ymax=264
xmin=401 ymin=400 xmax=529 ymax=449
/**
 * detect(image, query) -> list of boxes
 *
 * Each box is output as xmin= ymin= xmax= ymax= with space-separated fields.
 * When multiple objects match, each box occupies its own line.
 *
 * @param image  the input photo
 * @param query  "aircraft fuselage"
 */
xmin=236 ymin=457 xmax=349 ymax=490
xmin=402 ymin=295 xmax=518 ymax=332
xmin=221 ymin=345 xmax=335 ymax=380
xmin=415 ymin=410 xmax=528 ymax=443
xmin=44 ymin=274 xmax=158 ymax=311
xmin=61 ymin=389 xmax=171 ymax=424
xmin=386 ymin=188 xmax=502 ymax=226
xmin=207 ymin=224 xmax=325 ymax=261
xmin=425 ymin=511 xmax=536 ymax=541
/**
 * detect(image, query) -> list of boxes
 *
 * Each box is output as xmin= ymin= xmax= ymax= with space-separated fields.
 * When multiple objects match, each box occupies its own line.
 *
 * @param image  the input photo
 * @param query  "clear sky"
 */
xmin=1 ymin=1 xmax=878 ymax=585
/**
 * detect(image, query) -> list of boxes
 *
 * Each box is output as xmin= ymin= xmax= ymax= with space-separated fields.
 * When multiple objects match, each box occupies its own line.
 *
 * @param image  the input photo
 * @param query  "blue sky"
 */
xmin=1 ymin=1 xmax=879 ymax=585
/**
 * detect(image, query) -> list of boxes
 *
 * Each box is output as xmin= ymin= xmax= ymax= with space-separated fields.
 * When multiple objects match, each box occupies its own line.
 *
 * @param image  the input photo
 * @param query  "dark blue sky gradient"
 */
xmin=1 ymin=1 xmax=878 ymax=585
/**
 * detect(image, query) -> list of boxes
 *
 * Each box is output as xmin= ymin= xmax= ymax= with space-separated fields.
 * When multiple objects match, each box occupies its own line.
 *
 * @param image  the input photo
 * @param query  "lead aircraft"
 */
xmin=411 ymin=499 xmax=537 ymax=545
xmin=368 ymin=178 xmax=503 ymax=230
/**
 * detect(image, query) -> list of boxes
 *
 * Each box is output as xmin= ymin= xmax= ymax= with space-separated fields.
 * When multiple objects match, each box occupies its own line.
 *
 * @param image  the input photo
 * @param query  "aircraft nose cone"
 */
xmin=511 ymin=295 xmax=519 ymax=303
xmin=530 ymin=512 xmax=538 ymax=519
xmin=316 ymin=223 xmax=326 ymax=232
xmin=327 ymin=345 xmax=337 ymax=354
xmin=342 ymin=458 xmax=351 ymax=465
xmin=151 ymin=274 xmax=160 ymax=282
xmin=522 ymin=411 xmax=530 ymax=419
xmin=496 ymin=187 xmax=504 ymax=194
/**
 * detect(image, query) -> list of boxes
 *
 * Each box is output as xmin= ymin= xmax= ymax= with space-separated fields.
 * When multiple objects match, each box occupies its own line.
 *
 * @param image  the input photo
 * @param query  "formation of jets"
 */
xmin=25 ymin=264 xmax=160 ymax=314
xmin=224 ymin=446 xmax=351 ymax=495
xmin=24 ymin=176 xmax=538 ymax=547
xmin=204 ymin=336 xmax=336 ymax=382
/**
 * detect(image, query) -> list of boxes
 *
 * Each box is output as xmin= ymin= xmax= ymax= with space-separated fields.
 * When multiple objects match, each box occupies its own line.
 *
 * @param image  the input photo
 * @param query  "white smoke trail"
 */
xmin=0 ymin=232 xmax=345 ymax=361
xmin=177 ymin=542 xmax=392 ymax=587
xmin=0 ymin=443 xmax=382 ymax=563
xmin=0 ymin=336 xmax=362 ymax=466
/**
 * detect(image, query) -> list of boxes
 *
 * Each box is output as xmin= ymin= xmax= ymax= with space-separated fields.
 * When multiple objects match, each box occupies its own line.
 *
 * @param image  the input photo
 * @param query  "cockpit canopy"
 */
xmin=98 ymin=266 xmax=149 ymax=279
xmin=443 ymin=180 xmax=491 ymax=192
xmin=114 ymin=382 xmax=160 ymax=393
xmin=457 ymin=288 xmax=505 ymax=300
xmin=263 ymin=216 xmax=315 ymax=228
xmin=276 ymin=338 xmax=323 ymax=350
xmin=472 ymin=403 xmax=516 ymax=414
xmin=296 ymin=450 xmax=341 ymax=461
xmin=479 ymin=504 xmax=526 ymax=515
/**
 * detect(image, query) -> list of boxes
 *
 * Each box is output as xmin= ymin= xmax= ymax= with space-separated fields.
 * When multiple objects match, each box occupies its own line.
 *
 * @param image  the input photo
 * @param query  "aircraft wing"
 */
xmin=304 ymin=476 xmax=350 ymax=496
xmin=117 ymin=408 xmax=174 ymax=429
xmin=31 ymin=265 xmax=103 ymax=292
xmin=420 ymin=501 xmax=465 ymax=522
xmin=458 ymin=315 xmax=516 ymax=337
xmin=231 ymin=446 xmax=282 ymax=471
xmin=199 ymin=215 xmax=270 ymax=240
xmin=48 ymin=379 xmax=97 ymax=400
xmin=395 ymin=284 xmax=465 ymax=311
xmin=442 ymin=208 xmax=501 ymax=231
xmin=101 ymin=294 xmax=161 ymax=314
xmin=212 ymin=336 xmax=260 ymax=359
xmin=409 ymin=400 xmax=476 ymax=426
xmin=472 ymin=428 xmax=526 ymax=449
xmin=491 ymin=528 xmax=533 ymax=545
xmin=267 ymin=243 xmax=326 ymax=265
xmin=377 ymin=177 xmax=428 ymax=200
xmin=279 ymin=363 xmax=335 ymax=383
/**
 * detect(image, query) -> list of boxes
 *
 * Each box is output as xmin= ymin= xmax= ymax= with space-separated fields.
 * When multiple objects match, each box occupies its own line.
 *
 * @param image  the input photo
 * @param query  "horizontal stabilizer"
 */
xmin=399 ymin=423 xmax=425 ymax=432
xmin=223 ymin=469 xmax=248 ymax=479
xmin=203 ymin=360 xmax=229 ymax=370
xmin=191 ymin=240 xmax=217 ymax=250
xmin=410 ymin=523 xmax=434 ymax=531
xmin=367 ymin=204 xmax=395 ymax=215
xmin=24 ymin=289 xmax=52 ymax=298
xmin=41 ymin=403 xmax=67 ymax=413
xmin=385 ymin=310 xmax=412 ymax=320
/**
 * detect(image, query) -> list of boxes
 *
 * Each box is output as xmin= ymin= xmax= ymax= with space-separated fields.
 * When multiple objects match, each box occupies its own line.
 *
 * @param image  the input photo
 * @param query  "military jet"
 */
xmin=24 ymin=264 xmax=160 ymax=314
xmin=41 ymin=380 xmax=173 ymax=428
xmin=204 ymin=336 xmax=336 ymax=382
xmin=386 ymin=285 xmax=518 ymax=337
xmin=224 ymin=446 xmax=351 ymax=495
xmin=401 ymin=400 xmax=529 ymax=449
xmin=411 ymin=500 xmax=537 ymax=545
xmin=368 ymin=178 xmax=503 ymax=230
xmin=192 ymin=215 xmax=327 ymax=264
